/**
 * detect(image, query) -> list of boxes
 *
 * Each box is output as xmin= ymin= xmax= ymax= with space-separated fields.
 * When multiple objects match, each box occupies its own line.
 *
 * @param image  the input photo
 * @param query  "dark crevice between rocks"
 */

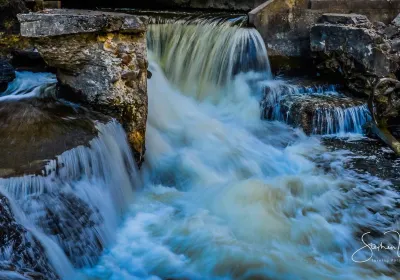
xmin=0 ymin=0 xmax=28 ymax=34
xmin=10 ymin=49 xmax=55 ymax=73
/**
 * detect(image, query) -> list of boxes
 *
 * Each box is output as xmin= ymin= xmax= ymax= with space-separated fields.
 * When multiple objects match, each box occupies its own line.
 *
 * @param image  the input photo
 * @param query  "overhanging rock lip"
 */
xmin=17 ymin=9 xmax=148 ymax=38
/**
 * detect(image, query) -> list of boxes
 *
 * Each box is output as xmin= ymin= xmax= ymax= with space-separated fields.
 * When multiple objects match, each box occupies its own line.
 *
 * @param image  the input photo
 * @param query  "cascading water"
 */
xmin=313 ymin=105 xmax=371 ymax=135
xmin=0 ymin=73 xmax=140 ymax=279
xmin=261 ymin=81 xmax=371 ymax=135
xmin=0 ymin=72 xmax=57 ymax=101
xmin=147 ymin=15 xmax=271 ymax=101
xmin=82 ymin=15 xmax=399 ymax=280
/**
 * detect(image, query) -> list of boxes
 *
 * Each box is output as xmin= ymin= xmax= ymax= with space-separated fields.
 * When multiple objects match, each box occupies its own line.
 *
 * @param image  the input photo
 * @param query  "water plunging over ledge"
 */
xmin=81 ymin=14 xmax=398 ymax=280
xmin=0 ymin=12 xmax=399 ymax=280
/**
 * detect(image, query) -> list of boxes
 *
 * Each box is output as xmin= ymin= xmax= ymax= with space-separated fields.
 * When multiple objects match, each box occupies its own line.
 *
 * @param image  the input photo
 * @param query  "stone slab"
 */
xmin=18 ymin=9 xmax=147 ymax=37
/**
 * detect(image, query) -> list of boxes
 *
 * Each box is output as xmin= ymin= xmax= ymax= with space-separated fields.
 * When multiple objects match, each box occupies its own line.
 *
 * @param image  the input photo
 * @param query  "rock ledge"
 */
xmin=18 ymin=9 xmax=147 ymax=37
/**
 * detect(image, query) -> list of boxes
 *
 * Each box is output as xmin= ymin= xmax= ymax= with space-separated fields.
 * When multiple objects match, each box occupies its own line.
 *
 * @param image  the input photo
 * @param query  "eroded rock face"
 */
xmin=311 ymin=13 xmax=400 ymax=96
xmin=18 ymin=10 xmax=148 ymax=164
xmin=0 ymin=194 xmax=59 ymax=280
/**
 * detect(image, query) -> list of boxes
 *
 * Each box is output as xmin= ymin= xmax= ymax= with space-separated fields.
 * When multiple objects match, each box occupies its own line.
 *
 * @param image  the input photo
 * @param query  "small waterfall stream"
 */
xmin=0 ymin=12 xmax=399 ymax=280
xmin=0 ymin=73 xmax=141 ymax=279
xmin=261 ymin=81 xmax=372 ymax=135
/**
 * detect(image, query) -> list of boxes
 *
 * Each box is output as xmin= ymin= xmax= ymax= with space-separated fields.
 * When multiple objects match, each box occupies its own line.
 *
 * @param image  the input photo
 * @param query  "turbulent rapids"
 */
xmin=0 ymin=12 xmax=400 ymax=280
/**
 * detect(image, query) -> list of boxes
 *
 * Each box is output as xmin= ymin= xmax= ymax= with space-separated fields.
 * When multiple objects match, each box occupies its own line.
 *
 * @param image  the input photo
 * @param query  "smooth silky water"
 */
xmin=82 ymin=15 xmax=399 ymax=280
xmin=0 ymin=14 xmax=398 ymax=280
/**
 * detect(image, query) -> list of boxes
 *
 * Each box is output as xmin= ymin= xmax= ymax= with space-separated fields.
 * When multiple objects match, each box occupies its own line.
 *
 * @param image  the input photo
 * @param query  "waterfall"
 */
xmin=313 ymin=105 xmax=371 ymax=135
xmin=83 ymin=14 xmax=399 ymax=280
xmin=0 ymin=120 xmax=139 ymax=271
xmin=0 ymin=12 xmax=398 ymax=280
xmin=0 ymin=71 xmax=141 ymax=279
xmin=261 ymin=81 xmax=371 ymax=135
xmin=148 ymin=15 xmax=271 ymax=101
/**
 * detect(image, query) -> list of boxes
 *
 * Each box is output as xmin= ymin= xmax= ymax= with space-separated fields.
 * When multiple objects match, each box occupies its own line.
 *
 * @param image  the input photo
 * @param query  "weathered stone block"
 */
xmin=318 ymin=13 xmax=372 ymax=27
xmin=18 ymin=9 xmax=147 ymax=37
xmin=18 ymin=9 xmax=149 ymax=163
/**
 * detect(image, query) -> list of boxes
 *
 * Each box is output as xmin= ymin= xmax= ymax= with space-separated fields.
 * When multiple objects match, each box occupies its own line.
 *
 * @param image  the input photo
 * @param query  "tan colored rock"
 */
xmin=18 ymin=10 xmax=149 ymax=164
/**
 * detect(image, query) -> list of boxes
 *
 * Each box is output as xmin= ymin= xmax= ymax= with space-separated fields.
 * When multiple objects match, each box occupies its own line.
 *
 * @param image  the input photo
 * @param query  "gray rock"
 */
xmin=0 ymin=60 xmax=15 ymax=92
xmin=18 ymin=9 xmax=149 ymax=164
xmin=318 ymin=13 xmax=372 ymax=28
xmin=18 ymin=9 xmax=147 ymax=37
xmin=390 ymin=38 xmax=400 ymax=52
xmin=311 ymin=14 xmax=399 ymax=96
xmin=0 ymin=96 xmax=108 ymax=177
xmin=384 ymin=24 xmax=400 ymax=39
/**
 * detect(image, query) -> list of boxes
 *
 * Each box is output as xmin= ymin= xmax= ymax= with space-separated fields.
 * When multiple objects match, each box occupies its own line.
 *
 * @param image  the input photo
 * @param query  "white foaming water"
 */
xmin=84 ymin=17 xmax=398 ymax=280
xmin=148 ymin=16 xmax=271 ymax=101
xmin=0 ymin=120 xmax=140 ymax=278
xmin=0 ymin=71 xmax=56 ymax=101
xmin=261 ymin=80 xmax=371 ymax=135
xmin=312 ymin=105 xmax=371 ymax=135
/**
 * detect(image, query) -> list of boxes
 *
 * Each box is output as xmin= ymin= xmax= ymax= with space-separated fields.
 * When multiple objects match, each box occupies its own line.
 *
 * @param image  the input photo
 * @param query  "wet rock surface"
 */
xmin=323 ymin=137 xmax=400 ymax=187
xmin=18 ymin=9 xmax=149 ymax=164
xmin=0 ymin=59 xmax=15 ymax=92
xmin=0 ymin=194 xmax=59 ymax=280
xmin=311 ymin=13 xmax=400 ymax=97
xmin=0 ymin=92 xmax=109 ymax=177
xmin=21 ymin=192 xmax=104 ymax=268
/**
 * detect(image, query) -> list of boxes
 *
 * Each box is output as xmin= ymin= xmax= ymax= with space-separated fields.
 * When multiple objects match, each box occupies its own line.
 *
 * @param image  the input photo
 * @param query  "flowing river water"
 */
xmin=0 ymin=14 xmax=400 ymax=280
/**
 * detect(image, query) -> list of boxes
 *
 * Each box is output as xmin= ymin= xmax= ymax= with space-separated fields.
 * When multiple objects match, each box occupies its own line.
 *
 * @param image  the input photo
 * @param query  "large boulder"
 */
xmin=18 ymin=9 xmax=148 ymax=164
xmin=311 ymin=13 xmax=400 ymax=96
xmin=0 ymin=59 xmax=15 ymax=92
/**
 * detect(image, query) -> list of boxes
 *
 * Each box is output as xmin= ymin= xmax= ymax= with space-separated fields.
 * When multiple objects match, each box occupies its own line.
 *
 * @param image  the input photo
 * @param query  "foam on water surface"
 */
xmin=83 ymin=16 xmax=399 ymax=279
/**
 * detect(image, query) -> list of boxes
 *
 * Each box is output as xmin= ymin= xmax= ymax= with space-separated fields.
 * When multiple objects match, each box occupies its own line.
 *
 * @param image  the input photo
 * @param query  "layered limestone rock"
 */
xmin=18 ymin=9 xmax=148 ymax=163
xmin=249 ymin=0 xmax=400 ymax=74
xmin=311 ymin=13 xmax=400 ymax=97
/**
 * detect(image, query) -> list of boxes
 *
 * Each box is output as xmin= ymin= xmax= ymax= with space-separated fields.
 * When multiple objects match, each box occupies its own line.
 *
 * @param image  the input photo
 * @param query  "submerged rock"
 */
xmin=18 ymin=9 xmax=149 ymax=164
xmin=0 ymin=194 xmax=59 ymax=280
xmin=311 ymin=13 xmax=400 ymax=97
xmin=0 ymin=59 xmax=15 ymax=92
